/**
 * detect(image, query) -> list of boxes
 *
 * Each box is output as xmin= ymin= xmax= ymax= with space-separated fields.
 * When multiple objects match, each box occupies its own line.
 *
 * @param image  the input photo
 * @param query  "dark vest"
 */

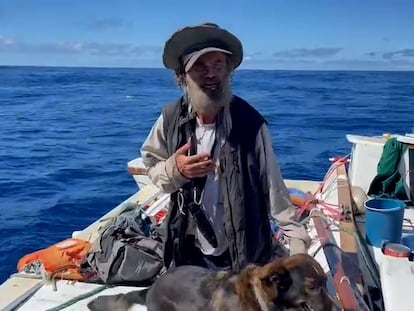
xmin=162 ymin=95 xmax=272 ymax=271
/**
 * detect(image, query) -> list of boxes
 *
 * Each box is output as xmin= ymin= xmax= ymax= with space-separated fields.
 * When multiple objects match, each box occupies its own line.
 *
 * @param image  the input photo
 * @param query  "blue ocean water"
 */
xmin=1 ymin=66 xmax=413 ymax=283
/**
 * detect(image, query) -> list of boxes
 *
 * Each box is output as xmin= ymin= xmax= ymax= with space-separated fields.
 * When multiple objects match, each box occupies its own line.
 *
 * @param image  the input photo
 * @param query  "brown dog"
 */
xmin=87 ymin=253 xmax=333 ymax=311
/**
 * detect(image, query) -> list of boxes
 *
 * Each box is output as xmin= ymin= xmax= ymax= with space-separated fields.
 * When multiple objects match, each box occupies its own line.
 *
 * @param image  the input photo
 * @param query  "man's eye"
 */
xmin=193 ymin=64 xmax=206 ymax=72
xmin=213 ymin=62 xmax=226 ymax=70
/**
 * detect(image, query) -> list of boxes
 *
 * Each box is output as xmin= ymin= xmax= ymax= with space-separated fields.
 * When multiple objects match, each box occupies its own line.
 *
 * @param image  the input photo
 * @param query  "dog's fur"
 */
xmin=87 ymin=253 xmax=332 ymax=311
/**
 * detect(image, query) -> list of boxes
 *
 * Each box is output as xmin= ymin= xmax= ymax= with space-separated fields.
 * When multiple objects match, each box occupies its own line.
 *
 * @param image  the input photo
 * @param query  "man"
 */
xmin=141 ymin=23 xmax=310 ymax=272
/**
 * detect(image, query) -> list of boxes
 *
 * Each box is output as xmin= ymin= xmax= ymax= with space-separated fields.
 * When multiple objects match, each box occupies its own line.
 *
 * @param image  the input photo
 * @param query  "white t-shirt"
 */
xmin=194 ymin=118 xmax=228 ymax=256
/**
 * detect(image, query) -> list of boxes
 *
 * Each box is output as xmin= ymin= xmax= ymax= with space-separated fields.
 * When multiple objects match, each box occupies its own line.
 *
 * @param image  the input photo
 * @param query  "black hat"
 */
xmin=162 ymin=23 xmax=243 ymax=72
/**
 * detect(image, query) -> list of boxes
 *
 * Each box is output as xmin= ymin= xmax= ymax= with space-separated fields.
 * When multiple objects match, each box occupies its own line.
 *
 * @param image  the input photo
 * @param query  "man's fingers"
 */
xmin=186 ymin=153 xmax=211 ymax=164
xmin=176 ymin=142 xmax=191 ymax=155
xmin=187 ymin=159 xmax=214 ymax=169
xmin=175 ymin=145 xmax=216 ymax=179
xmin=180 ymin=161 xmax=216 ymax=178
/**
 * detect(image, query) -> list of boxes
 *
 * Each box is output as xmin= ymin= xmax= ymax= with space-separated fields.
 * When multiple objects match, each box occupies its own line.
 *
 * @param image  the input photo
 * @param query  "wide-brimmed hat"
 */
xmin=162 ymin=23 xmax=243 ymax=72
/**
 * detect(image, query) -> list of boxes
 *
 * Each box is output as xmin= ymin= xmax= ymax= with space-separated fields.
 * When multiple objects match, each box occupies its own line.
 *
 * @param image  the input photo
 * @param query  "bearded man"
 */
xmin=141 ymin=23 xmax=310 ymax=272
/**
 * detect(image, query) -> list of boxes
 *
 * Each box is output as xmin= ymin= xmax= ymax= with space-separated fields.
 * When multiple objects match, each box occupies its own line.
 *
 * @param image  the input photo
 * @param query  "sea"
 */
xmin=1 ymin=66 xmax=414 ymax=283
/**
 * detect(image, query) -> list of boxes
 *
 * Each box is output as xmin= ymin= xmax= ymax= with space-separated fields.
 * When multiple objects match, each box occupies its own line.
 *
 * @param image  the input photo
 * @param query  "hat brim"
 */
xmin=183 ymin=47 xmax=232 ymax=72
xmin=163 ymin=25 xmax=243 ymax=71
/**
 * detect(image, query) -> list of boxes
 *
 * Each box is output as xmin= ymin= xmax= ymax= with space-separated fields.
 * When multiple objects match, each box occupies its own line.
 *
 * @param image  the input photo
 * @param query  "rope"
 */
xmin=303 ymin=214 xmax=362 ymax=247
xmin=303 ymin=213 xmax=377 ymax=310
xmin=295 ymin=154 xmax=351 ymax=222
xmin=296 ymin=156 xmax=382 ymax=307
xmin=302 ymin=213 xmax=382 ymax=289
xmin=44 ymin=284 xmax=112 ymax=311
xmin=352 ymin=284 xmax=372 ymax=311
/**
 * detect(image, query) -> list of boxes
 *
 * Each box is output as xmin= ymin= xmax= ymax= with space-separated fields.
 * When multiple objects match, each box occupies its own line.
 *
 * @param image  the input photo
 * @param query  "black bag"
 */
xmin=85 ymin=210 xmax=165 ymax=285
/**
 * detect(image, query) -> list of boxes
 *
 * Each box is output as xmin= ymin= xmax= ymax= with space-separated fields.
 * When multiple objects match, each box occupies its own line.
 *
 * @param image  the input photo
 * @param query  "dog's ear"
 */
xmin=262 ymin=270 xmax=292 ymax=292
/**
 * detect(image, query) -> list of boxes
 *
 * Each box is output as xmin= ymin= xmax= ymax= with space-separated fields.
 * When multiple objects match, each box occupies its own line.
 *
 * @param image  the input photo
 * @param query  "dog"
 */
xmin=87 ymin=253 xmax=333 ymax=311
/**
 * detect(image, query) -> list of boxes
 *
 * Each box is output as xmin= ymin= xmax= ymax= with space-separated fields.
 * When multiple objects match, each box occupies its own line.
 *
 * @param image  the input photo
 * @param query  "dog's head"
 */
xmin=240 ymin=254 xmax=332 ymax=311
xmin=235 ymin=259 xmax=289 ymax=311
xmin=276 ymin=253 xmax=333 ymax=311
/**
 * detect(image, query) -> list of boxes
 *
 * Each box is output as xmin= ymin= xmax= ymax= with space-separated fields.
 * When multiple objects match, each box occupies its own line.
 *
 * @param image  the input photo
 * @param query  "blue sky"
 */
xmin=0 ymin=0 xmax=413 ymax=70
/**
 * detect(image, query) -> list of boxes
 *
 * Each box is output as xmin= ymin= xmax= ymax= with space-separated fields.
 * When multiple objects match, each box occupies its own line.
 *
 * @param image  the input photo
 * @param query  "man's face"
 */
xmin=185 ymin=51 xmax=233 ymax=115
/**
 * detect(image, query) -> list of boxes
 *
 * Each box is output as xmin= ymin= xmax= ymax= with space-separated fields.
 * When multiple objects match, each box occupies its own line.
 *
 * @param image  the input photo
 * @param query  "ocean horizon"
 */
xmin=2 ymin=64 xmax=414 ymax=73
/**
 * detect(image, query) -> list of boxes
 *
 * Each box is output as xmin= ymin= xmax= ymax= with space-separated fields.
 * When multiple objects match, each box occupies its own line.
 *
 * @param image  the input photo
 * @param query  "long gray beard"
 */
xmin=185 ymin=79 xmax=233 ymax=115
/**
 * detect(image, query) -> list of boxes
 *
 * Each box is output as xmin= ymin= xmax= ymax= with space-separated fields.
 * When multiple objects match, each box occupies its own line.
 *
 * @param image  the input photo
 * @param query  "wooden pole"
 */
xmin=312 ymin=209 xmax=360 ymax=311
xmin=336 ymin=164 xmax=365 ymax=290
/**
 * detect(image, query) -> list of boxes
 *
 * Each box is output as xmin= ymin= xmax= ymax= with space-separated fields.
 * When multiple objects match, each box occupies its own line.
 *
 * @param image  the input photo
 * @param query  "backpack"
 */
xmin=84 ymin=208 xmax=165 ymax=285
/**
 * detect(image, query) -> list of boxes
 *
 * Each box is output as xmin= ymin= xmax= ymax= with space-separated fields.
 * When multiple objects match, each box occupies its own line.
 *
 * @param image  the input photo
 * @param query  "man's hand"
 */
xmin=175 ymin=142 xmax=216 ymax=179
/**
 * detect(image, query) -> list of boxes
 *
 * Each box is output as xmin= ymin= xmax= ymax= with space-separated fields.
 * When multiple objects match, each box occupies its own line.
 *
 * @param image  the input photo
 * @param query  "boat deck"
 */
xmin=0 ymin=183 xmax=165 ymax=311
xmin=2 ymin=169 xmax=414 ymax=310
xmin=0 ymin=180 xmax=323 ymax=311
xmin=15 ymin=281 xmax=147 ymax=311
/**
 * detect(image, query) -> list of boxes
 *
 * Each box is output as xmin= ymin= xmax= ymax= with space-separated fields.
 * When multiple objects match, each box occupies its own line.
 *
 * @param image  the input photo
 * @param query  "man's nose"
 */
xmin=204 ymin=65 xmax=217 ymax=78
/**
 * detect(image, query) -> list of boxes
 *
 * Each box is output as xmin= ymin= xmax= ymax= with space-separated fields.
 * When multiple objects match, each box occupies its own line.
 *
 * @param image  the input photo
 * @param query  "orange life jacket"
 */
xmin=17 ymin=238 xmax=91 ymax=281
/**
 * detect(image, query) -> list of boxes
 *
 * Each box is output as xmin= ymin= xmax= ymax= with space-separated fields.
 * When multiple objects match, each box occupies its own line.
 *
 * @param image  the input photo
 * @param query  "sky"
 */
xmin=0 ymin=0 xmax=413 ymax=71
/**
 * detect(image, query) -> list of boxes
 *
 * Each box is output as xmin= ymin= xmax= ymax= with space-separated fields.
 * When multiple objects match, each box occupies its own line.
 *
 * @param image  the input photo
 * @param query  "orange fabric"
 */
xmin=290 ymin=195 xmax=308 ymax=207
xmin=17 ymin=238 xmax=91 ymax=281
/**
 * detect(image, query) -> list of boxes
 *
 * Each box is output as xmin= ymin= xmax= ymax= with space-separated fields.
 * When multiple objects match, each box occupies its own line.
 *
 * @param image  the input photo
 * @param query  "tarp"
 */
xmin=368 ymin=137 xmax=409 ymax=200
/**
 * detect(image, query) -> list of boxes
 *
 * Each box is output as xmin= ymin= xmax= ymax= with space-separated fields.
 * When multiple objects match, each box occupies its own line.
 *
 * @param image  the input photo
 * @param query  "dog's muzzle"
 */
xmin=300 ymin=302 xmax=315 ymax=311
xmin=278 ymin=302 xmax=315 ymax=311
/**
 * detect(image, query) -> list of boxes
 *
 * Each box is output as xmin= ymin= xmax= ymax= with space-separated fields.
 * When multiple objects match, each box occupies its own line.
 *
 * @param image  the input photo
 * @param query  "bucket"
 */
xmin=365 ymin=198 xmax=406 ymax=247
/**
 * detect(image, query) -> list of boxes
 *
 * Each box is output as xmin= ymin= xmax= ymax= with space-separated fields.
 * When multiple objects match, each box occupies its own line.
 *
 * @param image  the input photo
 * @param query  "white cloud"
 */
xmin=273 ymin=48 xmax=343 ymax=59
xmin=0 ymin=36 xmax=161 ymax=58
xmin=0 ymin=35 xmax=16 ymax=47
xmin=383 ymin=49 xmax=414 ymax=59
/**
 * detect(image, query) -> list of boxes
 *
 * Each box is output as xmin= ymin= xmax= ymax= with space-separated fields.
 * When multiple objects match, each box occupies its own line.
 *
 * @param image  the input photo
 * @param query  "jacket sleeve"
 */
xmin=140 ymin=114 xmax=189 ymax=193
xmin=256 ymin=123 xmax=311 ymax=253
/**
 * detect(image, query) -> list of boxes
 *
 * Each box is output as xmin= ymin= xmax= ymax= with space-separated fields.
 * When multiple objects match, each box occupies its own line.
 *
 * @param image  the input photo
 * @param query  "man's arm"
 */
xmin=256 ymin=123 xmax=311 ymax=254
xmin=140 ymin=114 xmax=189 ymax=193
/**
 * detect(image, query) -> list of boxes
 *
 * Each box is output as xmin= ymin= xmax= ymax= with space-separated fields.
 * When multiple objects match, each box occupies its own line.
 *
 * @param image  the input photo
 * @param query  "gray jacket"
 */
xmin=141 ymin=95 xmax=310 ymax=270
